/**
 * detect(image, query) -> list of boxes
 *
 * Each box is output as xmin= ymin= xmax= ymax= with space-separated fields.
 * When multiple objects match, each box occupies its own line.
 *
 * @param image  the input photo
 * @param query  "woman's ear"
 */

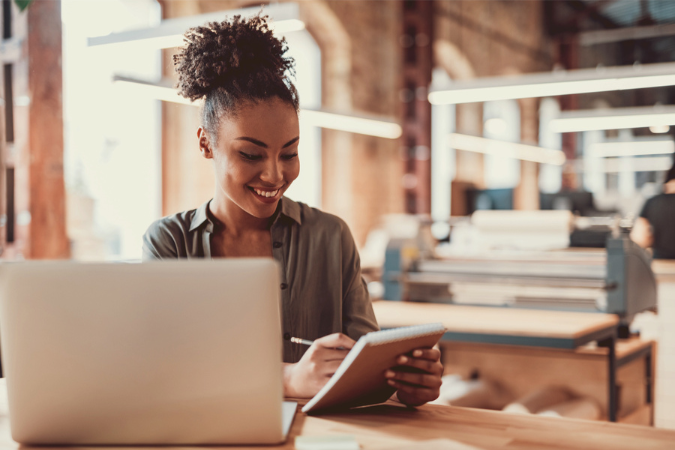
xmin=197 ymin=127 xmax=214 ymax=159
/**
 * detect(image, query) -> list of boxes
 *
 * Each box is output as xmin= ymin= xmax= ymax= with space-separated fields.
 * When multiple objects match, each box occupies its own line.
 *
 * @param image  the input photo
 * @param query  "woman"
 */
xmin=142 ymin=14 xmax=442 ymax=406
xmin=631 ymin=160 xmax=675 ymax=259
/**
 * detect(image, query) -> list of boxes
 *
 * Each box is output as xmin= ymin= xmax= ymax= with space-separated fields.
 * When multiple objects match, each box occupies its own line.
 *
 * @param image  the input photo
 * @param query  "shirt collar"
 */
xmin=189 ymin=200 xmax=211 ymax=232
xmin=279 ymin=196 xmax=302 ymax=225
xmin=189 ymin=197 xmax=302 ymax=232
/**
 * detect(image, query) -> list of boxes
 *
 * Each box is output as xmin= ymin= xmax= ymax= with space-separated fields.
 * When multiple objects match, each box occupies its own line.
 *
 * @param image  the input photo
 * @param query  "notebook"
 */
xmin=302 ymin=323 xmax=446 ymax=414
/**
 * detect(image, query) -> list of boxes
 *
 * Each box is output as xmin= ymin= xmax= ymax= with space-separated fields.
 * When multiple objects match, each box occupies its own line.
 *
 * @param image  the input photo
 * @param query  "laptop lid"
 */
xmin=0 ymin=259 xmax=286 ymax=445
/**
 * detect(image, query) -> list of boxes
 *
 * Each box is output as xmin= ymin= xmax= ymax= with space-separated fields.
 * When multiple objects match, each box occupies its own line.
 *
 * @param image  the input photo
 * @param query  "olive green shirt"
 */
xmin=142 ymin=197 xmax=379 ymax=363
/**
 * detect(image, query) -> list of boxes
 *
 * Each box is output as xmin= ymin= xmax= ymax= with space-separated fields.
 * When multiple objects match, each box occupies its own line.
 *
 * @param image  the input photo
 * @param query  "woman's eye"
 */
xmin=282 ymin=153 xmax=298 ymax=160
xmin=239 ymin=152 xmax=262 ymax=161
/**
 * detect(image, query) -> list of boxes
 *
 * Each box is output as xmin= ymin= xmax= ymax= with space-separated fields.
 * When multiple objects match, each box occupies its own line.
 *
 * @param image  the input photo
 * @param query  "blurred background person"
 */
xmin=632 ymin=160 xmax=675 ymax=259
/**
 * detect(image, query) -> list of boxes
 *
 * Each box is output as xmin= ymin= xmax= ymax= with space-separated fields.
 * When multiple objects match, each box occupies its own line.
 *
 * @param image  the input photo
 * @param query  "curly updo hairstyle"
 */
xmin=173 ymin=13 xmax=299 ymax=143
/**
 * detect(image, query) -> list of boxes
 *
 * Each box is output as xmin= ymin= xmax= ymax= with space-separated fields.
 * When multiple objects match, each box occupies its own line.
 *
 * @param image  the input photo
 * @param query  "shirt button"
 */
xmin=280 ymin=283 xmax=288 ymax=290
xmin=283 ymin=332 xmax=291 ymax=340
xmin=273 ymin=241 xmax=282 ymax=249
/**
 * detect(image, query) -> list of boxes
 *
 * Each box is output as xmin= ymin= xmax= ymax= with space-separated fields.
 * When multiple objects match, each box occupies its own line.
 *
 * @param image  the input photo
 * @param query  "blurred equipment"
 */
xmin=383 ymin=218 xmax=656 ymax=328
xmin=503 ymin=387 xmax=573 ymax=415
xmin=504 ymin=387 xmax=602 ymax=421
xmin=471 ymin=210 xmax=573 ymax=251
xmin=465 ymin=188 xmax=513 ymax=215
xmin=435 ymin=374 xmax=511 ymax=410
xmin=540 ymin=191 xmax=595 ymax=215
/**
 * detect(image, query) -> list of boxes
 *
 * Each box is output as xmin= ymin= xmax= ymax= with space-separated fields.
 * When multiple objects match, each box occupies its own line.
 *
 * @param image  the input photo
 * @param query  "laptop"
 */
xmin=0 ymin=259 xmax=295 ymax=445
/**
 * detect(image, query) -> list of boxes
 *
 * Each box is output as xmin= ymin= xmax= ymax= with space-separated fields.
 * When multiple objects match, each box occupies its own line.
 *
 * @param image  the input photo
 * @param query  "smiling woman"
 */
xmin=141 ymin=13 xmax=442 ymax=407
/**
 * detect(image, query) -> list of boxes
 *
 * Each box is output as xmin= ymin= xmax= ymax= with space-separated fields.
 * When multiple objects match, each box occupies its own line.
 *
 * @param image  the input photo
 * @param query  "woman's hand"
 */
xmin=385 ymin=348 xmax=443 ymax=407
xmin=283 ymin=333 xmax=355 ymax=398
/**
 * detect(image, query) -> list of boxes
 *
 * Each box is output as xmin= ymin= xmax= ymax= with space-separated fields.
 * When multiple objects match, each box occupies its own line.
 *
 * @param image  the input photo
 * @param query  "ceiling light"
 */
xmin=601 ymin=156 xmax=673 ymax=173
xmin=300 ymin=110 xmax=402 ymax=139
xmin=448 ymin=133 xmax=566 ymax=165
xmin=88 ymin=3 xmax=304 ymax=50
xmin=429 ymin=62 xmax=675 ymax=105
xmin=588 ymin=139 xmax=674 ymax=158
xmin=113 ymin=76 xmax=402 ymax=139
xmin=549 ymin=105 xmax=675 ymax=133
xmin=650 ymin=125 xmax=670 ymax=134
xmin=113 ymin=77 xmax=199 ymax=106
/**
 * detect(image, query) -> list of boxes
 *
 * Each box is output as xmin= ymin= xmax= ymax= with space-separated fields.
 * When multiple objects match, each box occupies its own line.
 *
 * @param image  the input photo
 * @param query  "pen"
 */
xmin=285 ymin=335 xmax=348 ymax=350
xmin=288 ymin=336 xmax=314 ymax=346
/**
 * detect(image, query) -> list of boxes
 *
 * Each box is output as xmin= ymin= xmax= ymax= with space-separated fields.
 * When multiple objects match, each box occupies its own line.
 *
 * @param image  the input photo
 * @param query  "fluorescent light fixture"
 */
xmin=602 ymin=156 xmax=673 ymax=173
xmin=650 ymin=125 xmax=670 ymax=134
xmin=300 ymin=109 xmax=402 ymax=139
xmin=448 ymin=133 xmax=566 ymax=165
xmin=269 ymin=19 xmax=306 ymax=34
xmin=88 ymin=3 xmax=304 ymax=50
xmin=588 ymin=139 xmax=674 ymax=158
xmin=549 ymin=105 xmax=675 ymax=133
xmin=429 ymin=62 xmax=675 ymax=105
xmin=579 ymin=23 xmax=675 ymax=46
xmin=113 ymin=76 xmax=401 ymax=139
xmin=113 ymin=76 xmax=200 ymax=106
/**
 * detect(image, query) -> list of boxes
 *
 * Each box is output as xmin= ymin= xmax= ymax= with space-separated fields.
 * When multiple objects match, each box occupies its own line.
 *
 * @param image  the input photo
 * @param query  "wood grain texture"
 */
xmin=373 ymin=301 xmax=619 ymax=339
xmin=0 ymin=389 xmax=673 ymax=450
xmin=655 ymin=275 xmax=675 ymax=428
xmin=653 ymin=260 xmax=675 ymax=280
xmin=26 ymin=0 xmax=69 ymax=259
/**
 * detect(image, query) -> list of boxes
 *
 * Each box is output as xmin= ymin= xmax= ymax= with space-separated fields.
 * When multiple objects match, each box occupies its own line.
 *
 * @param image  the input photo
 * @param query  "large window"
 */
xmin=63 ymin=0 xmax=162 ymax=260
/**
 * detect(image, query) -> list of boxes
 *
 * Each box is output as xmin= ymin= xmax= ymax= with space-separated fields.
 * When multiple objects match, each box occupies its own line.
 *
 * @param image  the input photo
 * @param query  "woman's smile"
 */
xmin=247 ymin=185 xmax=284 ymax=203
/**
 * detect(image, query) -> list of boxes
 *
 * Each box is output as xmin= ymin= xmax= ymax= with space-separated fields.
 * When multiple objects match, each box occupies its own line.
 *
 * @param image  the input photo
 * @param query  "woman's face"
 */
xmin=200 ymin=97 xmax=300 ymax=219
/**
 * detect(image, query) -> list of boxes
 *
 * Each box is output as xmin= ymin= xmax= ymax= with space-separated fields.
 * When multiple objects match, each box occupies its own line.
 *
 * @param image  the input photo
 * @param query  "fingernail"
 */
xmin=385 ymin=370 xmax=395 ymax=378
xmin=398 ymin=356 xmax=408 ymax=363
xmin=387 ymin=379 xmax=396 ymax=386
xmin=413 ymin=350 xmax=422 ymax=357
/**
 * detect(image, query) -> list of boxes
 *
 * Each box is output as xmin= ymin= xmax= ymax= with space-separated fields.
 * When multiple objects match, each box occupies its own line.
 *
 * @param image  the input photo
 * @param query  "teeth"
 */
xmin=253 ymin=188 xmax=279 ymax=198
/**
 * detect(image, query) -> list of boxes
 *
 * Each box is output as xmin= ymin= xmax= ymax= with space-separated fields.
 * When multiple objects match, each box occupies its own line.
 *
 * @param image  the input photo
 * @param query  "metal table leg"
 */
xmin=645 ymin=344 xmax=653 ymax=404
xmin=599 ymin=334 xmax=617 ymax=422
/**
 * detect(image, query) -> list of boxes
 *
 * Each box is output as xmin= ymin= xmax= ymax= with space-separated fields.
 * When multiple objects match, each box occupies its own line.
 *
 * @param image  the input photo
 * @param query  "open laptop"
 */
xmin=0 ymin=259 xmax=295 ymax=445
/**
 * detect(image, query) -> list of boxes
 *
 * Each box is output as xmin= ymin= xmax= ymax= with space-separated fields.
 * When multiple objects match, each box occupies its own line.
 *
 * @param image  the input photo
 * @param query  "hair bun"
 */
xmin=174 ymin=14 xmax=295 ymax=102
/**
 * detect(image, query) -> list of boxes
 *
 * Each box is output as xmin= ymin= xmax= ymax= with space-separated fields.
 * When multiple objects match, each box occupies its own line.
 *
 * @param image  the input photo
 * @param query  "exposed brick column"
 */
xmin=514 ymin=97 xmax=540 ymax=210
xmin=1 ymin=0 xmax=69 ymax=259
xmin=400 ymin=0 xmax=432 ymax=214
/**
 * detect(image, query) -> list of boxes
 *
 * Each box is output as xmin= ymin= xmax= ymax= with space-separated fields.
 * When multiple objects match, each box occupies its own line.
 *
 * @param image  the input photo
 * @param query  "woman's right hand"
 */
xmin=283 ymin=333 xmax=355 ymax=398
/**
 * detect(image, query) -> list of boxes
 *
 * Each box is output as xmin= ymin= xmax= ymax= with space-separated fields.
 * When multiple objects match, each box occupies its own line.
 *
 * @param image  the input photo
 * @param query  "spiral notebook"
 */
xmin=302 ymin=323 xmax=446 ymax=414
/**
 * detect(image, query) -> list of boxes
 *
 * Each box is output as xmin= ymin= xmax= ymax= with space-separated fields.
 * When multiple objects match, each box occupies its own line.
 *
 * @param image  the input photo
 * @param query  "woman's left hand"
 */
xmin=385 ymin=348 xmax=443 ymax=407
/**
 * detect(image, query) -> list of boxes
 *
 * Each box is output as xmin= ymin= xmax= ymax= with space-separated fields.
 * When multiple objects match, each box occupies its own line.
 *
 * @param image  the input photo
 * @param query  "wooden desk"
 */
xmin=373 ymin=301 xmax=625 ymax=421
xmin=1 ymin=391 xmax=673 ymax=450
xmin=651 ymin=259 xmax=675 ymax=429
xmin=652 ymin=259 xmax=675 ymax=283
xmin=373 ymin=301 xmax=619 ymax=349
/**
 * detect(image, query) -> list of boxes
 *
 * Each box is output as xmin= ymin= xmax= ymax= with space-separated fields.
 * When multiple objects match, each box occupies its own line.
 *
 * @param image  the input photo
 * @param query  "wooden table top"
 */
xmin=653 ymin=259 xmax=675 ymax=283
xmin=2 ymin=395 xmax=673 ymax=450
xmin=373 ymin=301 xmax=619 ymax=341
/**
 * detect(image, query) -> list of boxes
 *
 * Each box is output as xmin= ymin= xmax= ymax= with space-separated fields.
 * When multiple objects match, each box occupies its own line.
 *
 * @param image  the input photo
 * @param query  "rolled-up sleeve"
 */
xmin=339 ymin=220 xmax=380 ymax=340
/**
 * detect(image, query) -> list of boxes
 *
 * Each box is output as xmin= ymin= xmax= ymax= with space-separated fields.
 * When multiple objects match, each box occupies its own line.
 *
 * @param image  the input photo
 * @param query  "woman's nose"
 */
xmin=260 ymin=160 xmax=283 ymax=184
